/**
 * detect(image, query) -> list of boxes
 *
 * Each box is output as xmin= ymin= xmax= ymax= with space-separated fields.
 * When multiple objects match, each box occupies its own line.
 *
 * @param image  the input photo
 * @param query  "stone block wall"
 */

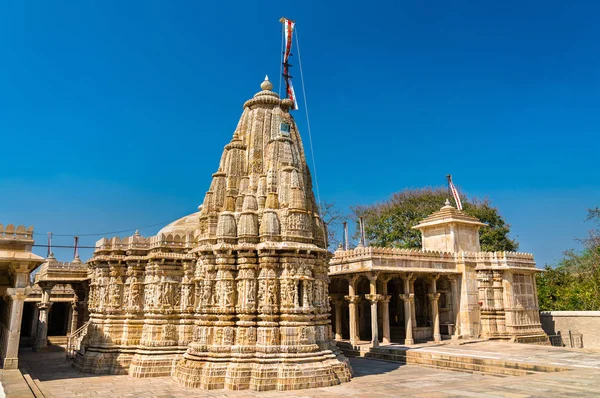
xmin=541 ymin=311 xmax=600 ymax=350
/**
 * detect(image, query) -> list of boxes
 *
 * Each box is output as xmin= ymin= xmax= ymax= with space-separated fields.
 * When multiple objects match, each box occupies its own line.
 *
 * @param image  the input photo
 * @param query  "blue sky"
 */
xmin=1 ymin=1 xmax=598 ymax=266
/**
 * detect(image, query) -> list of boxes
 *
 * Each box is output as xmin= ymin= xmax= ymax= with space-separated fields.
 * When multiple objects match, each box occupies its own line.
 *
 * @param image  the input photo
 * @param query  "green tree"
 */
xmin=352 ymin=187 xmax=518 ymax=252
xmin=537 ymin=206 xmax=600 ymax=311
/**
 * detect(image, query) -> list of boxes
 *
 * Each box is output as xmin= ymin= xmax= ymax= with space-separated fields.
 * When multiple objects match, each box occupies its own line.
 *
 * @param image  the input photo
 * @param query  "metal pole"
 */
xmin=342 ymin=221 xmax=348 ymax=250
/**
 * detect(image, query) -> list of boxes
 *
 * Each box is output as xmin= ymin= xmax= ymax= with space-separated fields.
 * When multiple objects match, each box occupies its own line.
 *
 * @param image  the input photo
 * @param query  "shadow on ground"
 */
xmin=349 ymin=357 xmax=402 ymax=377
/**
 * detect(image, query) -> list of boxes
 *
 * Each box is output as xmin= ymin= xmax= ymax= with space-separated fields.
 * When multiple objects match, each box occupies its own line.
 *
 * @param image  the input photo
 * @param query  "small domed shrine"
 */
xmin=74 ymin=77 xmax=352 ymax=391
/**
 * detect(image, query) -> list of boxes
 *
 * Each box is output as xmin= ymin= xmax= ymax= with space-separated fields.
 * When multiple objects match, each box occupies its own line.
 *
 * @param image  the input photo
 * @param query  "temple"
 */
xmin=72 ymin=76 xmax=352 ymax=391
xmin=329 ymin=200 xmax=548 ymax=347
xmin=0 ymin=78 xmax=548 ymax=392
xmin=0 ymin=224 xmax=44 ymax=369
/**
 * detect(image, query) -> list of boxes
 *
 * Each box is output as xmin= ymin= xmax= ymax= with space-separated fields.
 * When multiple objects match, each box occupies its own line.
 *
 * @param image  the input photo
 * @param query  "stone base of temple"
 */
xmin=72 ymin=348 xmax=134 ymax=375
xmin=129 ymin=348 xmax=187 ymax=377
xmin=512 ymin=334 xmax=550 ymax=345
xmin=173 ymin=347 xmax=352 ymax=391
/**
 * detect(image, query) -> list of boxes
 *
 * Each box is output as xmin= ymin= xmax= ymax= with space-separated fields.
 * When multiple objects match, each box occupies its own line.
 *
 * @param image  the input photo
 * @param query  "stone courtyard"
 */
xmin=3 ymin=341 xmax=600 ymax=397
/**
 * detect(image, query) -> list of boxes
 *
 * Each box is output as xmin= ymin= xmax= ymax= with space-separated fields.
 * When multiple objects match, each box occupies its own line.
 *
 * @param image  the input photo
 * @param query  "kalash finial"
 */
xmin=261 ymin=75 xmax=273 ymax=91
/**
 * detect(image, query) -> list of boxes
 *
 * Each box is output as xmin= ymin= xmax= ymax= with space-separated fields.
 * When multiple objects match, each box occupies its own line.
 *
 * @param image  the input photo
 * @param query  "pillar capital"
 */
xmin=401 ymin=272 xmax=416 ymax=282
xmin=400 ymin=293 xmax=414 ymax=302
xmin=380 ymin=295 xmax=391 ymax=304
xmin=5 ymin=287 xmax=30 ymax=301
xmin=344 ymin=295 xmax=361 ymax=304
xmin=38 ymin=281 xmax=55 ymax=291
xmin=366 ymin=271 xmax=379 ymax=282
xmin=427 ymin=292 xmax=441 ymax=300
xmin=364 ymin=294 xmax=383 ymax=303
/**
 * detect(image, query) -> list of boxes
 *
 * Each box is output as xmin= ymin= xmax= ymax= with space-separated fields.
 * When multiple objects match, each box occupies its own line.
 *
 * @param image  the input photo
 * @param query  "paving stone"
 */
xmin=9 ymin=344 xmax=600 ymax=397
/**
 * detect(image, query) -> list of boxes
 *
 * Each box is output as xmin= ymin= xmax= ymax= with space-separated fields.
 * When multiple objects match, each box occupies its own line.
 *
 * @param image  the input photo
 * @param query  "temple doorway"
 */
xmin=19 ymin=302 xmax=37 ymax=346
xmin=48 ymin=302 xmax=70 ymax=336
xmin=386 ymin=278 xmax=406 ymax=343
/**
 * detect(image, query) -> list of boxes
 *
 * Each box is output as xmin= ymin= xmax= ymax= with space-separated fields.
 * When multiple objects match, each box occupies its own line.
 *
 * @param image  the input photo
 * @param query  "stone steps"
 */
xmin=336 ymin=342 xmax=570 ymax=377
xmin=47 ymin=336 xmax=68 ymax=346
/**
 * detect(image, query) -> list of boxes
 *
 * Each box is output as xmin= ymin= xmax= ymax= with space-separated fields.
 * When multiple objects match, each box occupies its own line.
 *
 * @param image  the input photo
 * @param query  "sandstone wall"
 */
xmin=540 ymin=311 xmax=600 ymax=350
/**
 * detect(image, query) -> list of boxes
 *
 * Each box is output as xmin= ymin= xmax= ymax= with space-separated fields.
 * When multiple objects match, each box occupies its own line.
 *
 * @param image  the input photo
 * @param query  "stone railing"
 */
xmin=330 ymin=246 xmax=457 ymax=273
xmin=463 ymin=251 xmax=536 ymax=269
xmin=0 ymin=224 xmax=34 ymax=241
xmin=94 ymin=232 xmax=198 ymax=252
xmin=331 ymin=247 xmax=456 ymax=262
xmin=35 ymin=257 xmax=88 ymax=282
xmin=330 ymin=246 xmax=538 ymax=274
xmin=66 ymin=320 xmax=91 ymax=360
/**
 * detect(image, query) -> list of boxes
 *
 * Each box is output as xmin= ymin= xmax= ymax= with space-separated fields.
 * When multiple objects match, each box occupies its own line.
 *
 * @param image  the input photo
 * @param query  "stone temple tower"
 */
xmin=172 ymin=77 xmax=352 ymax=390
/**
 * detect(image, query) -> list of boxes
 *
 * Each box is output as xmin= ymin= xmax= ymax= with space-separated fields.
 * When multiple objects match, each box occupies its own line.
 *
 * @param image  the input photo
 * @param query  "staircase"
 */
xmin=337 ymin=342 xmax=570 ymax=377
xmin=66 ymin=320 xmax=91 ymax=360
xmin=47 ymin=336 xmax=69 ymax=346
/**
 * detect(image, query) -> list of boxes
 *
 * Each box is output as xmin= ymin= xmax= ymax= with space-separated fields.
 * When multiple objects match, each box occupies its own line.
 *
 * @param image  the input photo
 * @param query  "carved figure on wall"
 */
xmin=246 ymin=279 xmax=256 ymax=304
xmin=181 ymin=283 xmax=192 ymax=310
xmin=267 ymin=281 xmax=277 ymax=306
xmin=224 ymin=327 xmax=234 ymax=345
xmin=202 ymin=280 xmax=213 ymax=306
xmin=130 ymin=283 xmax=141 ymax=308
xmin=109 ymin=282 xmax=121 ymax=306
xmin=224 ymin=282 xmax=234 ymax=307
xmin=257 ymin=281 xmax=266 ymax=307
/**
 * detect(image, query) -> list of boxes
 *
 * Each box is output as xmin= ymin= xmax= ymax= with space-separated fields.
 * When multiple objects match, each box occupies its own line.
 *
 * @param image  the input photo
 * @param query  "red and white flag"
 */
xmin=286 ymin=77 xmax=299 ymax=110
xmin=448 ymin=175 xmax=463 ymax=210
xmin=282 ymin=18 xmax=295 ymax=64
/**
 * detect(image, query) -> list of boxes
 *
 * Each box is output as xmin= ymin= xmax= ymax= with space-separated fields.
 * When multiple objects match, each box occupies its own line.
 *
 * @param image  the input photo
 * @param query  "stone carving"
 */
xmin=74 ymin=77 xmax=352 ymax=390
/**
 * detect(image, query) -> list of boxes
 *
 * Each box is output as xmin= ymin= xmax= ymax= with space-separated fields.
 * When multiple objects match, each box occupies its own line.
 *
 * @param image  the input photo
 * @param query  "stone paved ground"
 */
xmin=13 ymin=343 xmax=600 ymax=397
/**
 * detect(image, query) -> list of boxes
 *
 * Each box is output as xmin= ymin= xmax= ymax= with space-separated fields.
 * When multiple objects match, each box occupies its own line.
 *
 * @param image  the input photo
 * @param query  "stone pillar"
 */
xmin=401 ymin=275 xmax=415 ymax=345
xmin=401 ymin=294 xmax=414 ymax=345
xmin=35 ymin=283 xmax=54 ymax=349
xmin=428 ymin=275 xmax=441 ymax=343
xmin=365 ymin=295 xmax=380 ymax=347
xmin=344 ymin=295 xmax=360 ymax=345
xmin=333 ymin=300 xmax=343 ymax=341
xmin=345 ymin=276 xmax=360 ymax=345
xmin=70 ymin=300 xmax=79 ymax=335
xmin=365 ymin=273 xmax=380 ymax=347
xmin=492 ymin=270 xmax=506 ymax=334
xmin=3 ymin=288 xmax=27 ymax=369
xmin=449 ymin=275 xmax=461 ymax=339
xmin=380 ymin=296 xmax=391 ymax=344
xmin=380 ymin=276 xmax=392 ymax=344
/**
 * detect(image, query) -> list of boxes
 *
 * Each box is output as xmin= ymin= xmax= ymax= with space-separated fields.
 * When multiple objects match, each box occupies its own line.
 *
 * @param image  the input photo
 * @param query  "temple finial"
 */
xmin=261 ymin=75 xmax=273 ymax=91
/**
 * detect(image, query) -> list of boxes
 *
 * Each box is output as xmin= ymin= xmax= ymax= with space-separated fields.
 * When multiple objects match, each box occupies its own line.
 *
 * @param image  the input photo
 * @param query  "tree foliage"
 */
xmin=537 ymin=206 xmax=600 ymax=311
xmin=351 ymin=187 xmax=518 ymax=252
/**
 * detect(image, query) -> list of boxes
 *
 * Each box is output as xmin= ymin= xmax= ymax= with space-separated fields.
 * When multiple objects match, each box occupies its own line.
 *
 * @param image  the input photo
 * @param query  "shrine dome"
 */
xmin=157 ymin=211 xmax=201 ymax=236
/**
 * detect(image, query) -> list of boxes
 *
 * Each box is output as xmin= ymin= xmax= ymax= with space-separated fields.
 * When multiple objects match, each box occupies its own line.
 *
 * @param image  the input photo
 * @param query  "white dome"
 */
xmin=157 ymin=211 xmax=201 ymax=236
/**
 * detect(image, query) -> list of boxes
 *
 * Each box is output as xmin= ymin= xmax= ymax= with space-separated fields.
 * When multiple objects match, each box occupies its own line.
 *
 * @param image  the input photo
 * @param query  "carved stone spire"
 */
xmin=174 ymin=78 xmax=351 ymax=390
xmin=197 ymin=76 xmax=324 ymax=248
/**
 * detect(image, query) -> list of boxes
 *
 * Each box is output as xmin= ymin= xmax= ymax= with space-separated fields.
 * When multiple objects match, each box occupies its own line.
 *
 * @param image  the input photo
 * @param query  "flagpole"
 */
xmin=74 ymin=236 xmax=79 ymax=259
xmin=446 ymin=174 xmax=452 ymax=202
xmin=47 ymin=232 xmax=52 ymax=257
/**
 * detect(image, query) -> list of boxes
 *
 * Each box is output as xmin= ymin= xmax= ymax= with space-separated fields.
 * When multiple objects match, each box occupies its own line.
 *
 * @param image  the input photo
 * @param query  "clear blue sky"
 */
xmin=1 ymin=1 xmax=598 ymax=266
